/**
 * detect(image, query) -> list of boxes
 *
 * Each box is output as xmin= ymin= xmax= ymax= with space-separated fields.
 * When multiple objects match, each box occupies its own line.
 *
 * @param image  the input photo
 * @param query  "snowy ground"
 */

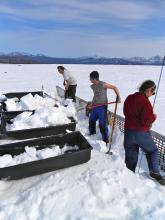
xmin=0 ymin=64 xmax=164 ymax=135
xmin=0 ymin=64 xmax=165 ymax=220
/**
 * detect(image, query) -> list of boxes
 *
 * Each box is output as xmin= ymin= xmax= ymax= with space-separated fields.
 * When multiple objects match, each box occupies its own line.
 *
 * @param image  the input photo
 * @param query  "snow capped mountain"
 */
xmin=0 ymin=52 xmax=163 ymax=65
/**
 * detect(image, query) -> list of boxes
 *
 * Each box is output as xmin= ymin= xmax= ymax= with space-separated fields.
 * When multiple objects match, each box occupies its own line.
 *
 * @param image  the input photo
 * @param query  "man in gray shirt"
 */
xmin=57 ymin=66 xmax=77 ymax=102
xmin=88 ymin=71 xmax=121 ymax=144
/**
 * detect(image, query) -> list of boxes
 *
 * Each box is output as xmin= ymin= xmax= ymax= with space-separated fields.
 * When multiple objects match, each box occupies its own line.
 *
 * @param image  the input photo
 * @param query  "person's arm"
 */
xmin=64 ymin=80 xmax=70 ymax=90
xmin=63 ymin=71 xmax=70 ymax=90
xmin=140 ymin=100 xmax=156 ymax=126
xmin=104 ymin=83 xmax=121 ymax=103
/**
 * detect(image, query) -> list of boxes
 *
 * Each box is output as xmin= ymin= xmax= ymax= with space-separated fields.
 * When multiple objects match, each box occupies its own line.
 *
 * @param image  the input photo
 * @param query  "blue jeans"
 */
xmin=89 ymin=106 xmax=108 ymax=143
xmin=124 ymin=129 xmax=159 ymax=173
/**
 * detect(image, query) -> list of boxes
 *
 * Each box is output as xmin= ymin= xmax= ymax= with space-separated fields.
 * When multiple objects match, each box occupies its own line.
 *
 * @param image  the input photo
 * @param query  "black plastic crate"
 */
xmin=3 ymin=91 xmax=43 ymax=100
xmin=0 ymin=115 xmax=76 ymax=139
xmin=0 ymin=91 xmax=44 ymax=112
xmin=1 ymin=110 xmax=34 ymax=121
xmin=0 ymin=131 xmax=92 ymax=180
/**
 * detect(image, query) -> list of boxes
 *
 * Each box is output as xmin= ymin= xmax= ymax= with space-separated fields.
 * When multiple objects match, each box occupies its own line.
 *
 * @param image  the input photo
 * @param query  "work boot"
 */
xmin=89 ymin=131 xmax=96 ymax=135
xmin=149 ymin=171 xmax=163 ymax=180
xmin=102 ymin=138 xmax=109 ymax=146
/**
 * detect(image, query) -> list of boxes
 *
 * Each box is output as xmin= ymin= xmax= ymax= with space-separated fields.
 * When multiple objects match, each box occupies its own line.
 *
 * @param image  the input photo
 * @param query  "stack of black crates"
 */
xmin=0 ymin=91 xmax=92 ymax=180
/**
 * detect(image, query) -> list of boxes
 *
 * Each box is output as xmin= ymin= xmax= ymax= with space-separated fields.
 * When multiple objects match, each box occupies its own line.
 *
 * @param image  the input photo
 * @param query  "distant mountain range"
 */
xmin=0 ymin=52 xmax=163 ymax=65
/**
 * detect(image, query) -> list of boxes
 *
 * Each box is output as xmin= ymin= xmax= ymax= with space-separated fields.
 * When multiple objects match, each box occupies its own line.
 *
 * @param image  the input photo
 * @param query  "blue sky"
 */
xmin=0 ymin=0 xmax=165 ymax=57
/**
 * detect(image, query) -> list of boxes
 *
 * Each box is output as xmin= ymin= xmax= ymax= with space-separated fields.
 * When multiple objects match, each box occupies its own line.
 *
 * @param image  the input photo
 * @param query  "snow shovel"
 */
xmin=41 ymin=85 xmax=59 ymax=105
xmin=106 ymin=96 xmax=119 ymax=155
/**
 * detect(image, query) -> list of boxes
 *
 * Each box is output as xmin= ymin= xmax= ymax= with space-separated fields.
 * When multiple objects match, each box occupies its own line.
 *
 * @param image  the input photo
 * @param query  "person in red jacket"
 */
xmin=123 ymin=80 xmax=163 ymax=181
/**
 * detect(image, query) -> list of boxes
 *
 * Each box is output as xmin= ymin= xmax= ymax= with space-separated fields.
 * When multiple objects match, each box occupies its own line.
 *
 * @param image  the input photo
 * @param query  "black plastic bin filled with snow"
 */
xmin=1 ymin=110 xmax=34 ymax=122
xmin=0 ymin=91 xmax=43 ymax=114
xmin=0 ymin=131 xmax=92 ymax=180
xmin=2 ymin=91 xmax=44 ymax=100
xmin=0 ymin=114 xmax=76 ymax=139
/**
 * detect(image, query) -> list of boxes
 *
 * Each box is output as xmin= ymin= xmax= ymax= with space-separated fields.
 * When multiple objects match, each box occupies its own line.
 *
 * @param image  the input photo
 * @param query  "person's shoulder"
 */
xmin=99 ymin=81 xmax=106 ymax=87
xmin=125 ymin=94 xmax=132 ymax=101
xmin=134 ymin=92 xmax=149 ymax=105
xmin=134 ymin=92 xmax=147 ymax=100
xmin=125 ymin=92 xmax=138 ymax=101
xmin=126 ymin=92 xmax=136 ymax=98
xmin=64 ymin=69 xmax=69 ymax=74
xmin=130 ymin=92 xmax=143 ymax=98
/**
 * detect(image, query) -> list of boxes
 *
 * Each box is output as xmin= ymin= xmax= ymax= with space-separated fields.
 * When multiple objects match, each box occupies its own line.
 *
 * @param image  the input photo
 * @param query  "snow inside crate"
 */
xmin=1 ymin=100 xmax=77 ymax=139
xmin=0 ymin=91 xmax=45 ymax=112
xmin=0 ymin=131 xmax=92 ymax=180
xmin=1 ymin=116 xmax=76 ymax=139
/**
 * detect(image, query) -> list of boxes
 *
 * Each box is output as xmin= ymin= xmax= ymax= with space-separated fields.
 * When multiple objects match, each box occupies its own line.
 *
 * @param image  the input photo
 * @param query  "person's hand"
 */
xmin=65 ymin=85 xmax=68 ymax=90
xmin=87 ymin=103 xmax=93 ymax=109
xmin=116 ymin=96 xmax=121 ymax=103
xmin=117 ymin=98 xmax=121 ymax=103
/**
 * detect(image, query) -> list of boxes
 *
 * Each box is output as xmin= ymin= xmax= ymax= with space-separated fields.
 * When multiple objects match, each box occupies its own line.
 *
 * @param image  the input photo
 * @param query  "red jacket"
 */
xmin=123 ymin=92 xmax=156 ymax=131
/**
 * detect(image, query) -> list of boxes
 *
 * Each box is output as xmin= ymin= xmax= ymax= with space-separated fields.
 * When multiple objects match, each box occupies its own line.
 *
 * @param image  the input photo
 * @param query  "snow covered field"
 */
xmin=0 ymin=63 xmax=164 ymax=135
xmin=0 ymin=64 xmax=165 ymax=220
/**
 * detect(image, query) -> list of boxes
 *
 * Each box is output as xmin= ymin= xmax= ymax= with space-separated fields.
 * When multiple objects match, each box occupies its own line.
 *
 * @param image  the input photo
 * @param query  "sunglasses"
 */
xmin=151 ymin=86 xmax=156 ymax=95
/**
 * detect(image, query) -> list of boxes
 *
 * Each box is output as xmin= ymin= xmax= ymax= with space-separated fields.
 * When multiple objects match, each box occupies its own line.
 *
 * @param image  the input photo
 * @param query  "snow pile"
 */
xmin=0 ymin=110 xmax=165 ymax=220
xmin=0 ymin=145 xmax=79 ymax=168
xmin=0 ymin=94 xmax=7 ymax=102
xmin=4 ymin=93 xmax=55 ymax=111
xmin=4 ymin=98 xmax=19 ymax=111
xmin=6 ymin=99 xmax=76 ymax=131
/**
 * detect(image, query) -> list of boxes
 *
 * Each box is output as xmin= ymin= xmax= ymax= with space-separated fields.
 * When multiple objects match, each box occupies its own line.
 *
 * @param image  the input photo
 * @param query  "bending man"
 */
xmin=57 ymin=66 xmax=77 ymax=102
xmin=88 ymin=71 xmax=121 ymax=144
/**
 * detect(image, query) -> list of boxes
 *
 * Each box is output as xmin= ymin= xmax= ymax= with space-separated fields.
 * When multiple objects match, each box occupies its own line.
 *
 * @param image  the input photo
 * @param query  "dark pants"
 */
xmin=124 ymin=129 xmax=159 ymax=173
xmin=89 ymin=106 xmax=109 ymax=143
xmin=65 ymin=85 xmax=77 ymax=102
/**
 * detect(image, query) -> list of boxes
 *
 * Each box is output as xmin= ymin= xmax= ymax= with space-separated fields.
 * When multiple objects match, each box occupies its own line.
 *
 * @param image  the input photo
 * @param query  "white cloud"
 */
xmin=0 ymin=1 xmax=165 ymax=57
xmin=0 ymin=28 xmax=165 ymax=57
xmin=0 ymin=0 xmax=165 ymax=24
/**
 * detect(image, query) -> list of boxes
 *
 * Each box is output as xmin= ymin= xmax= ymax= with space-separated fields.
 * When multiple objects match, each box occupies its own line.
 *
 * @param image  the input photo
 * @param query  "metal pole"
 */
xmin=41 ymin=84 xmax=58 ymax=102
xmin=153 ymin=56 xmax=165 ymax=108
xmin=106 ymin=96 xmax=118 ymax=155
